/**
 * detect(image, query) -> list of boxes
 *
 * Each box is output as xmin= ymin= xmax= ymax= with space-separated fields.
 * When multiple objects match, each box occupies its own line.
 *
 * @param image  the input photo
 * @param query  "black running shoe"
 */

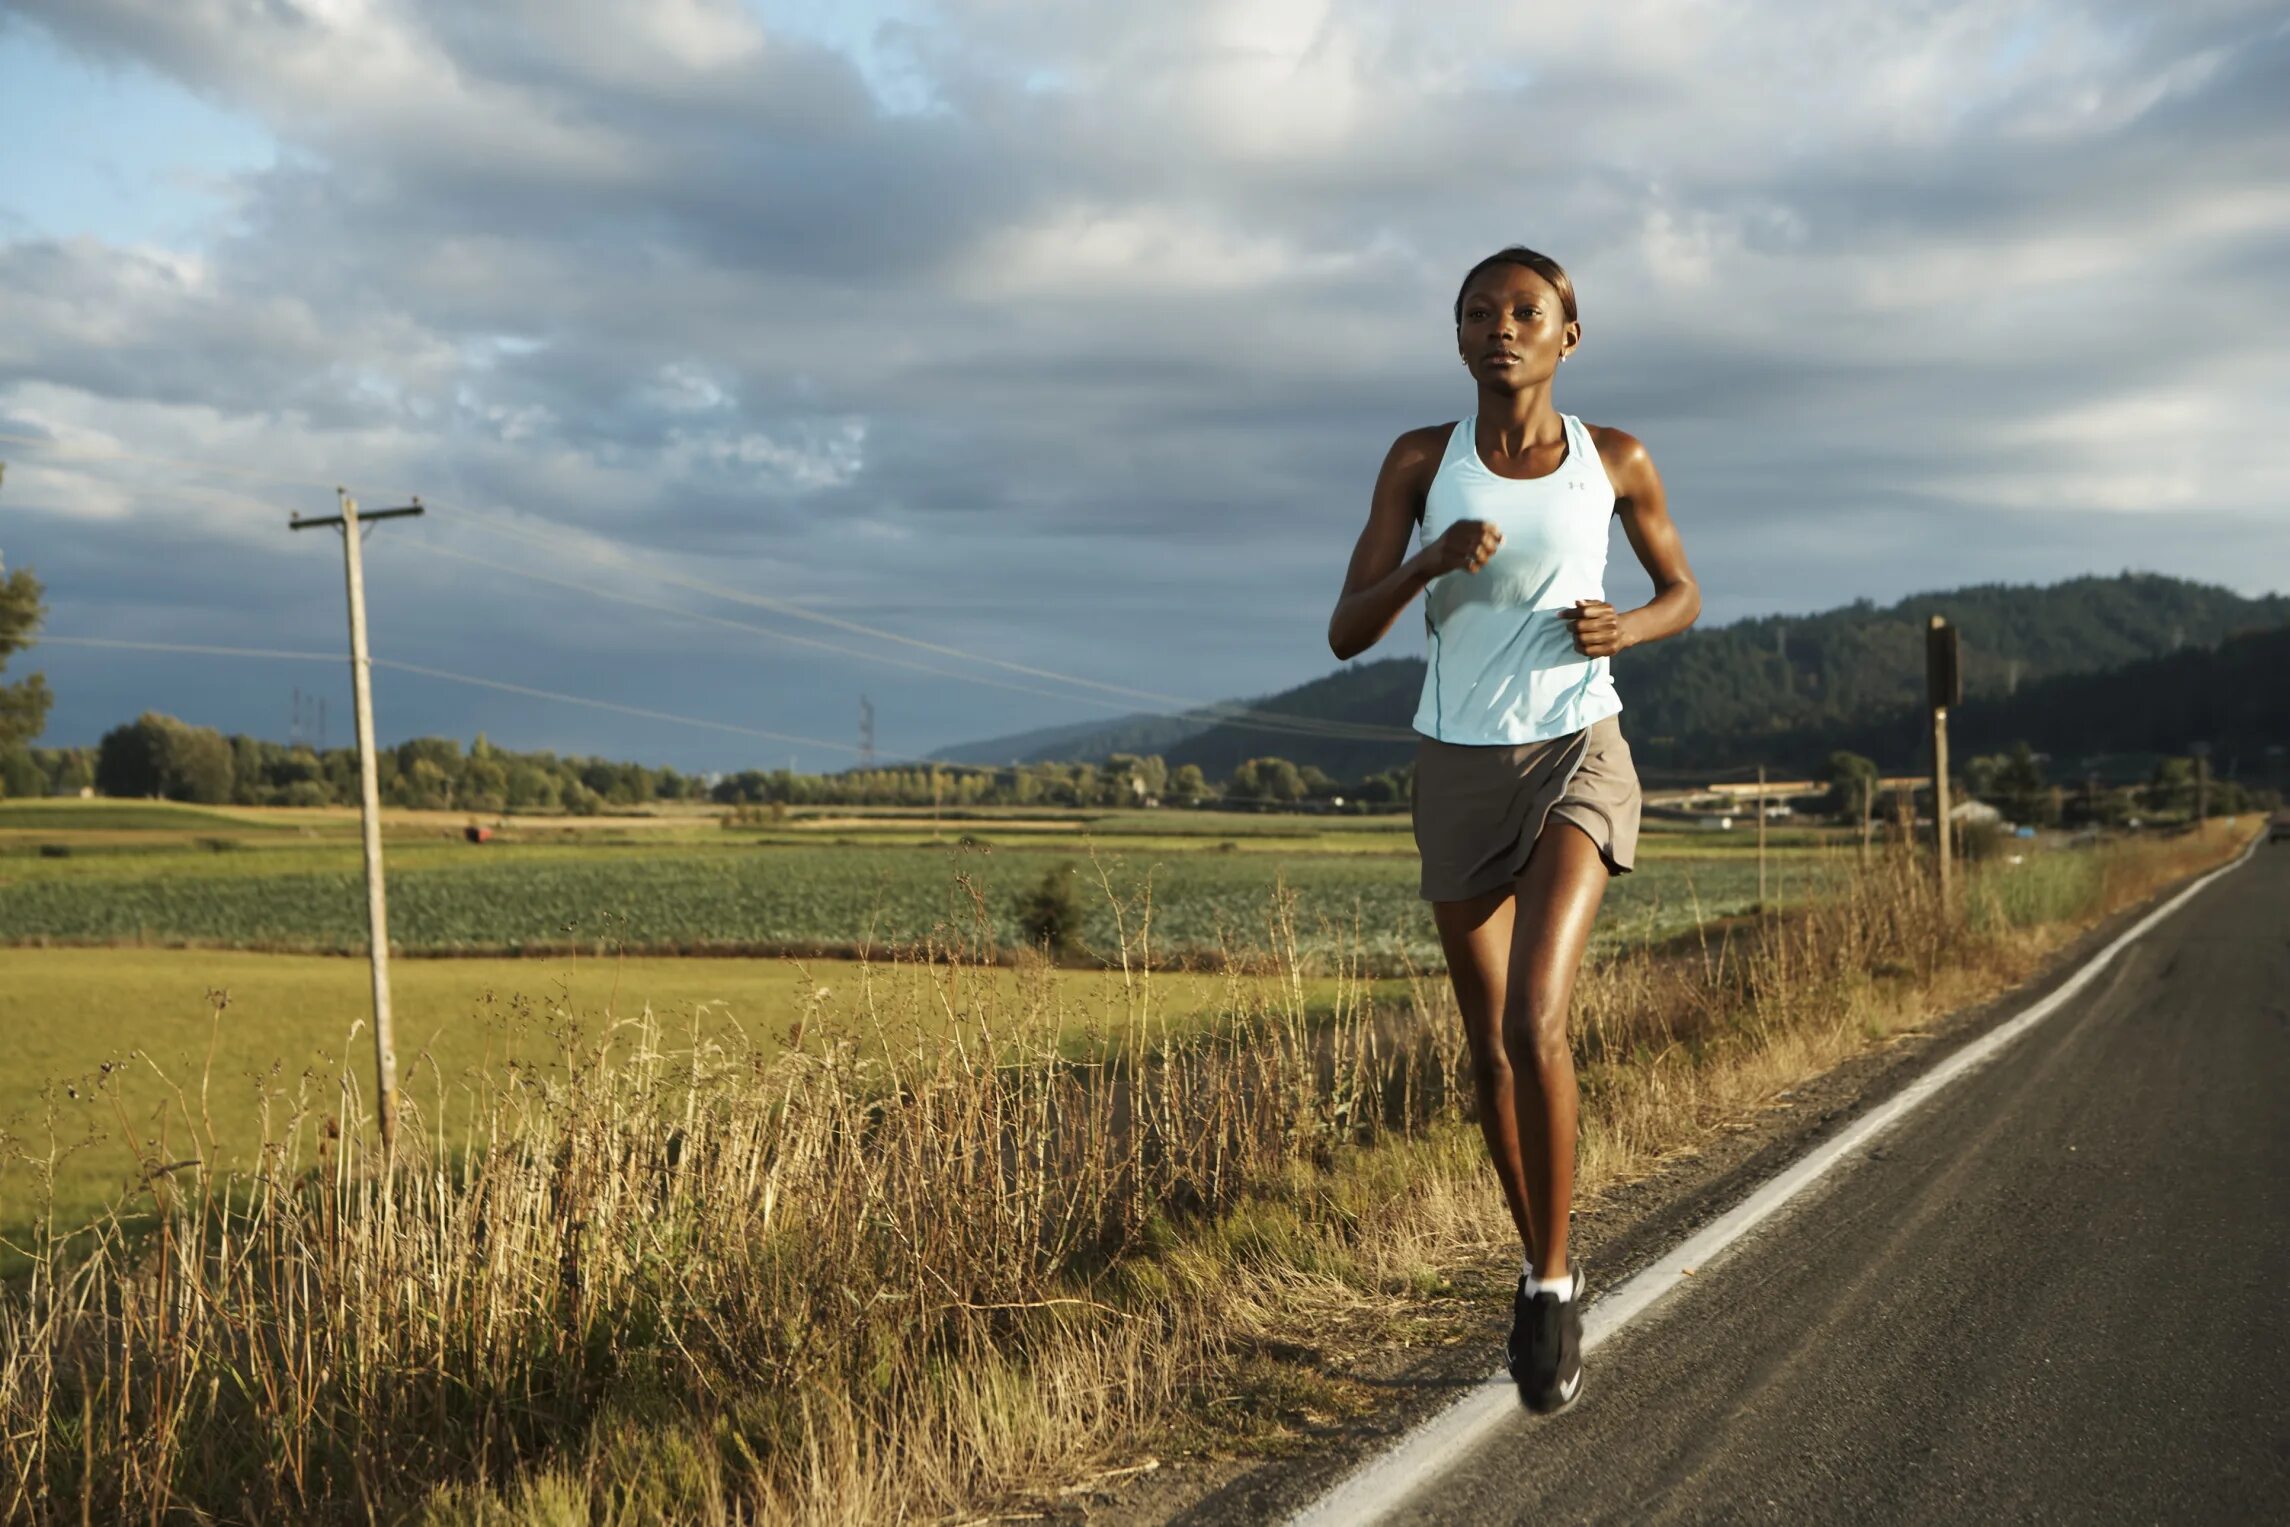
xmin=1506 ymin=1269 xmax=1584 ymax=1413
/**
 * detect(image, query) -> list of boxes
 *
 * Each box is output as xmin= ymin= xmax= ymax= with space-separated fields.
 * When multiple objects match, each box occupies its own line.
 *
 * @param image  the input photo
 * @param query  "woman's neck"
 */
xmin=1475 ymin=383 xmax=1564 ymax=454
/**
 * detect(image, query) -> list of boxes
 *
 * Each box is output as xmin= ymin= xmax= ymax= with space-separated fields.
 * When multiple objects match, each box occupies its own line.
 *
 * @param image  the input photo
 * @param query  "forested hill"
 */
xmin=1774 ymin=621 xmax=2290 ymax=784
xmin=1143 ymin=573 xmax=2288 ymax=781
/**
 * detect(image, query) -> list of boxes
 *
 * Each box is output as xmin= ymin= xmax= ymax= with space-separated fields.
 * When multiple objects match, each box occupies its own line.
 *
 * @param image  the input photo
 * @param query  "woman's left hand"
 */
xmin=1560 ymin=599 xmax=1629 ymax=657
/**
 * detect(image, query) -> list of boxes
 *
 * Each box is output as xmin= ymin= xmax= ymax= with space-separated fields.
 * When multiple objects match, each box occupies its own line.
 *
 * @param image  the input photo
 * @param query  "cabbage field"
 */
xmin=0 ymin=839 xmax=1808 ymax=967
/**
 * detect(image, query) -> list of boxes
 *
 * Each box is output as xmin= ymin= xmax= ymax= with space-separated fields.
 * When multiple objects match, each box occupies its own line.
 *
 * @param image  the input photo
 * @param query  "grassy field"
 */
xmin=0 ymin=947 xmax=1344 ymax=1252
xmin=0 ymin=799 xmax=1834 ymax=964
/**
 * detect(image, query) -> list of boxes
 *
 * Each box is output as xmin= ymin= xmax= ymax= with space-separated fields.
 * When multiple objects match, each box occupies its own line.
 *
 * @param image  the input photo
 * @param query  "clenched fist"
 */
xmin=1559 ymin=599 xmax=1629 ymax=657
xmin=1418 ymin=518 xmax=1502 ymax=577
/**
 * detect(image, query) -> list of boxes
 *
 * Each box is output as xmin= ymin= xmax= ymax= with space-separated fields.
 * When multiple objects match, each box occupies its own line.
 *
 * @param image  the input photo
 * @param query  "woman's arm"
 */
xmin=1329 ymin=426 xmax=1501 ymax=661
xmin=1562 ymin=427 xmax=1701 ymax=658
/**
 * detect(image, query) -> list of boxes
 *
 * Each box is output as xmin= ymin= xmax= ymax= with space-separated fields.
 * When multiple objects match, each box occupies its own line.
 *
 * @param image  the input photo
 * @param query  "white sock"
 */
xmin=1520 ymin=1252 xmax=1576 ymax=1297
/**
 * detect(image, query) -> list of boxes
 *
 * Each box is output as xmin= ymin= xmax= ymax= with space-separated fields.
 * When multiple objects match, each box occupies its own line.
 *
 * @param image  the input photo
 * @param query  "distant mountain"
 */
xmin=1787 ymin=621 xmax=2290 ymax=785
xmin=1615 ymin=572 xmax=2290 ymax=772
xmin=931 ymin=710 xmax=1208 ymax=767
xmin=939 ymin=573 xmax=2290 ymax=781
xmin=1162 ymin=659 xmax=1423 ymax=783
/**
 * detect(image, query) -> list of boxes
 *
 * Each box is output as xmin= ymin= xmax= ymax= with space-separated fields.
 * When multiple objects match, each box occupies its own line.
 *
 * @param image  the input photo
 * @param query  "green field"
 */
xmin=1 ymin=802 xmax=1834 ymax=964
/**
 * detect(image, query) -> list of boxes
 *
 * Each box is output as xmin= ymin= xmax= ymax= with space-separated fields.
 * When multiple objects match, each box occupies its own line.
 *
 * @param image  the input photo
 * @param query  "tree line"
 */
xmin=1815 ymin=740 xmax=2274 ymax=831
xmin=8 ymin=711 xmax=1417 ymax=814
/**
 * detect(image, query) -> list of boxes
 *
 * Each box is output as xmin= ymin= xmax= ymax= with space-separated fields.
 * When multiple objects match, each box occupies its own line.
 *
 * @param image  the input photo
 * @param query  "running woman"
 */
xmin=1326 ymin=246 xmax=1700 ymax=1412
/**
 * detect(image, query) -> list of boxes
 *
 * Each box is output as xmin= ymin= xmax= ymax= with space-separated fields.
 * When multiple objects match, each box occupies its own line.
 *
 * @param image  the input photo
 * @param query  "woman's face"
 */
xmin=1456 ymin=264 xmax=1578 ymax=389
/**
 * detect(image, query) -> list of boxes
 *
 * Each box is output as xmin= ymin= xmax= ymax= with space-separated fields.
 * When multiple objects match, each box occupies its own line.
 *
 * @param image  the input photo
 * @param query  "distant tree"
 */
xmin=1963 ymin=752 xmax=2007 ymax=803
xmin=505 ymin=761 xmax=562 ymax=811
xmin=460 ymin=755 xmax=509 ymax=812
xmin=96 ymin=713 xmax=235 ymax=803
xmin=1993 ymin=741 xmax=2054 ymax=825
xmin=0 ymin=747 xmax=41 ymax=800
xmin=166 ymin=725 xmax=235 ymax=804
xmin=1166 ymin=762 xmax=1208 ymax=805
xmin=1819 ymin=751 xmax=1880 ymax=822
xmin=0 ymin=547 xmax=52 ymax=755
xmin=95 ymin=714 xmax=171 ymax=799
xmin=230 ymin=735 xmax=266 ymax=805
xmin=1232 ymin=756 xmax=1304 ymax=804
xmin=392 ymin=758 xmax=451 ymax=811
xmin=1019 ymin=862 xmax=1082 ymax=955
xmin=1355 ymin=771 xmax=1399 ymax=805
xmin=48 ymin=748 xmax=94 ymax=796
xmin=1136 ymin=753 xmax=1169 ymax=802
xmin=2146 ymin=757 xmax=2196 ymax=817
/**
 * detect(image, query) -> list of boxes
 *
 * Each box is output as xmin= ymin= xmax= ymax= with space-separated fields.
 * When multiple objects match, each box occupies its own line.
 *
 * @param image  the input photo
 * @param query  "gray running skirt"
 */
xmin=1410 ymin=714 xmax=1641 ymax=901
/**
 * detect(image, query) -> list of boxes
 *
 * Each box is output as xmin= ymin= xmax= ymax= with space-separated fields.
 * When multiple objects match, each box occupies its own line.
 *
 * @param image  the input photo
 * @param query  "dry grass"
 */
xmin=0 ymin=825 xmax=2250 ymax=1524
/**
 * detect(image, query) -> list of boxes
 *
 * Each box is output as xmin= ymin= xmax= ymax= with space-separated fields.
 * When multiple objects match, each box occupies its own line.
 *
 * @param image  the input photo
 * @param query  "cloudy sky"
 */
xmin=2 ymin=0 xmax=2286 ymax=772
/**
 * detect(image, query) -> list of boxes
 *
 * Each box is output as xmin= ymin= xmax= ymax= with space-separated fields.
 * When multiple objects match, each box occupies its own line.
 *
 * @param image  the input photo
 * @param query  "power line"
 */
xmin=402 ymin=539 xmax=1124 ymax=713
xmin=41 ymin=635 xmax=338 ymax=663
xmin=39 ymin=635 xmax=865 ymax=756
xmin=447 ymin=509 xmax=1419 ymax=743
xmin=405 ymin=535 xmax=1409 ymax=747
xmin=48 ymin=637 xmax=1404 ymax=796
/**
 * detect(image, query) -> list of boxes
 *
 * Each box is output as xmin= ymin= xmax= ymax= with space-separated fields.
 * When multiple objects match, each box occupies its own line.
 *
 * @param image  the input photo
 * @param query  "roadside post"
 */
xmin=1927 ymin=616 xmax=1962 ymax=904
xmin=1756 ymin=762 xmax=1768 ymax=912
xmin=292 ymin=491 xmax=424 ymax=1156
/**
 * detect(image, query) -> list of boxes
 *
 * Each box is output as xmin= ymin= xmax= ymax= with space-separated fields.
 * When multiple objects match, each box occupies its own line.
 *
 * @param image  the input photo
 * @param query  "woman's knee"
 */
xmin=1502 ymin=999 xmax=1572 ymax=1072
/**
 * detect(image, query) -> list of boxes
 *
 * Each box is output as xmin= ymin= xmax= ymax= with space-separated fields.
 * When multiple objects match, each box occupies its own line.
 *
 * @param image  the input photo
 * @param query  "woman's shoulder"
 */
xmin=1581 ymin=422 xmax=1656 ymax=492
xmin=1580 ymin=421 xmax=1649 ymax=464
xmin=1393 ymin=419 xmax=1463 ymax=455
xmin=1381 ymin=421 xmax=1463 ymax=480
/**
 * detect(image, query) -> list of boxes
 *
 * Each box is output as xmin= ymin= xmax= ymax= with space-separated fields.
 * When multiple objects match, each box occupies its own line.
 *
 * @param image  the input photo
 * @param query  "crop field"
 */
xmin=0 ymin=796 xmax=1832 ymax=961
xmin=0 ymin=836 xmax=1829 ymax=964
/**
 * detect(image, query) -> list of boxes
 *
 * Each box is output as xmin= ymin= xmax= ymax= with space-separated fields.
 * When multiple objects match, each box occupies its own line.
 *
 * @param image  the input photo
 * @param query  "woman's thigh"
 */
xmin=1505 ymin=822 xmax=1610 ymax=1037
xmin=1432 ymin=886 xmax=1514 ymax=1047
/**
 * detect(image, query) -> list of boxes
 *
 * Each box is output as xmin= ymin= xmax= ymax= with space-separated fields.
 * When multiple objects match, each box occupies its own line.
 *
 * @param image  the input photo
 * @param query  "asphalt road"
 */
xmin=1384 ymin=840 xmax=2290 ymax=1525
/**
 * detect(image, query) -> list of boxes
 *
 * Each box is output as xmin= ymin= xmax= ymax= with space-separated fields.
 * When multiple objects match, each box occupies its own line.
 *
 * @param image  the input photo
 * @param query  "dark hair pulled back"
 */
xmin=1453 ymin=246 xmax=1578 ymax=328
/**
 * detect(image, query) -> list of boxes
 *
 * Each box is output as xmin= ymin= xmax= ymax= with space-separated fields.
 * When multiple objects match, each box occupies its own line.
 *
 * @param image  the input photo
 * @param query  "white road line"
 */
xmin=1290 ymin=833 xmax=2263 ymax=1527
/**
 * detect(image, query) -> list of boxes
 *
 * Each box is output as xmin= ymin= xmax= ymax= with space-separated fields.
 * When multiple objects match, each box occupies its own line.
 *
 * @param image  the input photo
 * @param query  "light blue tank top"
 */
xmin=1412 ymin=412 xmax=1624 ymax=745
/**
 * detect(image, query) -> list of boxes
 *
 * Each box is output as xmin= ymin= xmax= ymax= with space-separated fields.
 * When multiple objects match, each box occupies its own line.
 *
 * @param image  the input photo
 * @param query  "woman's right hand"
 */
xmin=1417 ymin=518 xmax=1503 ymax=577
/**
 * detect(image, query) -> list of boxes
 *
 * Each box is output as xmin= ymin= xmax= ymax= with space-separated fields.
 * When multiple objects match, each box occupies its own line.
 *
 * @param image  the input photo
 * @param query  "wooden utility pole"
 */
xmin=293 ymin=491 xmax=424 ymax=1154
xmin=2191 ymin=741 xmax=2211 ymax=827
xmin=1927 ymin=616 xmax=1962 ymax=903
